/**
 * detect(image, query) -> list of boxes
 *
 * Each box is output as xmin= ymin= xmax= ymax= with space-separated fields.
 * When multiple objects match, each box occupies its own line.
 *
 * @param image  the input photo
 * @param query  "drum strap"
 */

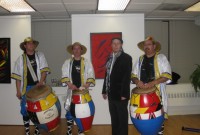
xmin=26 ymin=55 xmax=38 ymax=82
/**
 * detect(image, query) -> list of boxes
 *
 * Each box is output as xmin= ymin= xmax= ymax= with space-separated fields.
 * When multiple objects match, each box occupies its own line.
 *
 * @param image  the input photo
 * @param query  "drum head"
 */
xmin=132 ymin=86 xmax=158 ymax=94
xmin=72 ymin=89 xmax=89 ymax=95
xmin=26 ymin=85 xmax=52 ymax=100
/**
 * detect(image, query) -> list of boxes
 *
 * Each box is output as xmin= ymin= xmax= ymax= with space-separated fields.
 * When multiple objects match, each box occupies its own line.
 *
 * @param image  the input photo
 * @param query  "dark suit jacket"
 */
xmin=102 ymin=52 xmax=132 ymax=101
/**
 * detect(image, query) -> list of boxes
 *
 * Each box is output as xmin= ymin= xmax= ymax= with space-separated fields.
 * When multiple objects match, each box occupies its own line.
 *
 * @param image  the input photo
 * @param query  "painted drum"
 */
xmin=26 ymin=85 xmax=61 ymax=132
xmin=130 ymin=86 xmax=164 ymax=135
xmin=70 ymin=89 xmax=95 ymax=132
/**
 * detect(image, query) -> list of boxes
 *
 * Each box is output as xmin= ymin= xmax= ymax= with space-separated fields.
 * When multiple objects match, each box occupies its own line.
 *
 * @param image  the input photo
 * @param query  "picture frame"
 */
xmin=90 ymin=32 xmax=122 ymax=79
xmin=0 ymin=38 xmax=11 ymax=83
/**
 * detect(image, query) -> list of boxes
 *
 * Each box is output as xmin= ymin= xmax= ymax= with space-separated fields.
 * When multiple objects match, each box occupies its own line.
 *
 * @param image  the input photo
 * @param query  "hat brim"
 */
xmin=20 ymin=40 xmax=39 ymax=51
xmin=67 ymin=43 xmax=87 ymax=55
xmin=137 ymin=41 xmax=161 ymax=52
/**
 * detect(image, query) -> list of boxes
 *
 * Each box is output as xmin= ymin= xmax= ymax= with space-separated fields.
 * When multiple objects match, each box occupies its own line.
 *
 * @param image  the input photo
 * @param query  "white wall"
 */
xmin=71 ymin=14 xmax=144 ymax=124
xmin=0 ymin=15 xmax=31 ymax=124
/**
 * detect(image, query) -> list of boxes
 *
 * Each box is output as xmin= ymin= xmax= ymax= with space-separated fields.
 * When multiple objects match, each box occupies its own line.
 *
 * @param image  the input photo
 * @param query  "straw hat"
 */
xmin=67 ymin=42 xmax=87 ymax=55
xmin=20 ymin=37 xmax=39 ymax=51
xmin=137 ymin=36 xmax=161 ymax=52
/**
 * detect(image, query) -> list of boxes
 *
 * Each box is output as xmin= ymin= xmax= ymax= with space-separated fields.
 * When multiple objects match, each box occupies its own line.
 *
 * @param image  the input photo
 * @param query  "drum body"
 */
xmin=129 ymin=86 xmax=164 ymax=135
xmin=26 ymin=85 xmax=61 ymax=132
xmin=70 ymin=89 xmax=95 ymax=132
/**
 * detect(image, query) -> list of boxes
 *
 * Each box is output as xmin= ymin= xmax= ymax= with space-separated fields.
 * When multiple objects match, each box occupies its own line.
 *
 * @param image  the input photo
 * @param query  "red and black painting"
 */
xmin=0 ymin=38 xmax=11 ymax=83
xmin=90 ymin=32 xmax=122 ymax=79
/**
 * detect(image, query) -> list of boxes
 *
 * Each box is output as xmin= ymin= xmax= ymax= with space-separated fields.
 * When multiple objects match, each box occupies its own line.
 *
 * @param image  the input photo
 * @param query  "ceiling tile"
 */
xmin=130 ymin=0 xmax=164 ymax=4
xmin=0 ymin=0 xmax=198 ymax=19
xmin=63 ymin=0 xmax=97 ymax=4
xmin=64 ymin=3 xmax=96 ymax=11
xmin=156 ymin=3 xmax=189 ymax=11
xmin=32 ymin=3 xmax=66 ymax=12
xmin=127 ymin=3 xmax=161 ymax=11
xmin=27 ymin=0 xmax=63 ymax=4
xmin=163 ymin=0 xmax=199 ymax=4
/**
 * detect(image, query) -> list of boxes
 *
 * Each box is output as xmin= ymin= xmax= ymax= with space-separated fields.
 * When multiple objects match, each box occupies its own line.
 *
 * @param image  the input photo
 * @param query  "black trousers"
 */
xmin=108 ymin=99 xmax=129 ymax=135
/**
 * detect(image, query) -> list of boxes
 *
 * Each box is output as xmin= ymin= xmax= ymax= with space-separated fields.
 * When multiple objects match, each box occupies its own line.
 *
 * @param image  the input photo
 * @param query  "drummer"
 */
xmin=61 ymin=42 xmax=95 ymax=135
xmin=131 ymin=36 xmax=172 ymax=135
xmin=11 ymin=37 xmax=50 ymax=135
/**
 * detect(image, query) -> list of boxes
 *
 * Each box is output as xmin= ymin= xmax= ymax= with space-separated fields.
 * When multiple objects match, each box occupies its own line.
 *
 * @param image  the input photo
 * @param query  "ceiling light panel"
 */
xmin=185 ymin=2 xmax=200 ymax=12
xmin=98 ymin=0 xmax=130 ymax=10
xmin=0 ymin=0 xmax=35 ymax=12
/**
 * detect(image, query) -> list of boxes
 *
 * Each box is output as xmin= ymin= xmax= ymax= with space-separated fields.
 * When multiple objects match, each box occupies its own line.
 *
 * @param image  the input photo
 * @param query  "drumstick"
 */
xmin=182 ymin=126 xmax=200 ymax=133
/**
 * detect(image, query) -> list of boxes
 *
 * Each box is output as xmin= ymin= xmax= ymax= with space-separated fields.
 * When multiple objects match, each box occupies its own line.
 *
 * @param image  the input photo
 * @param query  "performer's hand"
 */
xmin=67 ymin=82 xmax=78 ymax=90
xmin=144 ymin=81 xmax=155 ymax=89
xmin=136 ymin=80 xmax=145 ymax=89
xmin=121 ymin=97 xmax=126 ymax=100
xmin=16 ymin=91 xmax=21 ymax=100
xmin=36 ymin=81 xmax=45 ymax=86
xmin=102 ymin=94 xmax=107 ymax=100
xmin=79 ymin=86 xmax=85 ymax=90
xmin=82 ymin=83 xmax=90 ymax=89
xmin=71 ymin=85 xmax=78 ymax=90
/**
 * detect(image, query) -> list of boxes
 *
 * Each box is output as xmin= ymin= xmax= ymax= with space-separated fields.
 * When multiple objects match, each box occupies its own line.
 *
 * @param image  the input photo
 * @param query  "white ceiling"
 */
xmin=0 ymin=0 xmax=200 ymax=20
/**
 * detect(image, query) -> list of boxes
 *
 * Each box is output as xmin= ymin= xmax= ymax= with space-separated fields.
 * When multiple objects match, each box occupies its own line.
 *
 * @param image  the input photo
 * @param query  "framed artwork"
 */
xmin=0 ymin=38 xmax=11 ymax=83
xmin=90 ymin=32 xmax=122 ymax=79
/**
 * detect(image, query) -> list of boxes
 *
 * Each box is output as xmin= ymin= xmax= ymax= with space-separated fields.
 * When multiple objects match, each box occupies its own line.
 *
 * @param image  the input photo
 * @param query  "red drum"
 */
xmin=130 ymin=86 xmax=164 ymax=135
xmin=26 ymin=85 xmax=61 ymax=132
xmin=70 ymin=89 xmax=95 ymax=132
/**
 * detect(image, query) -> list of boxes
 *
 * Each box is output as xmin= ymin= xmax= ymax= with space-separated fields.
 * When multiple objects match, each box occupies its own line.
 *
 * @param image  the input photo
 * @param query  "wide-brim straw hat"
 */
xmin=20 ymin=37 xmax=39 ymax=51
xmin=67 ymin=42 xmax=87 ymax=55
xmin=137 ymin=36 xmax=161 ymax=52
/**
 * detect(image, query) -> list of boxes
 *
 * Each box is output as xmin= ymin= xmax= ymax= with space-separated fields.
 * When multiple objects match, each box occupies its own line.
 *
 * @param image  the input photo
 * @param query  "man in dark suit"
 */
xmin=102 ymin=38 xmax=132 ymax=135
